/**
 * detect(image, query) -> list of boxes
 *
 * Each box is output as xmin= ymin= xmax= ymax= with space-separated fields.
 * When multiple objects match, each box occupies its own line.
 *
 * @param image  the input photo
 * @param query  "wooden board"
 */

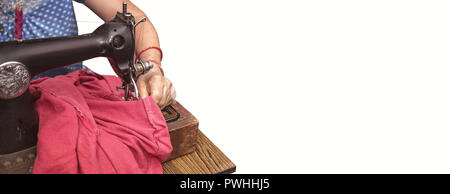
xmin=163 ymin=130 xmax=236 ymax=174
xmin=164 ymin=102 xmax=199 ymax=161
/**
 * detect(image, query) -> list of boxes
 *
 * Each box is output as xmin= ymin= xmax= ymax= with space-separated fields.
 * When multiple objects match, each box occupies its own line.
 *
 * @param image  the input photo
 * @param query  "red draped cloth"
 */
xmin=29 ymin=70 xmax=172 ymax=174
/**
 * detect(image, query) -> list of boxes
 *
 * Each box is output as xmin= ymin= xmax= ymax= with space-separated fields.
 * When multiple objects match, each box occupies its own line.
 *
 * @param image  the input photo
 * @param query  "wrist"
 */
xmin=149 ymin=64 xmax=164 ymax=76
xmin=134 ymin=46 xmax=165 ymax=77
xmin=143 ymin=59 xmax=164 ymax=77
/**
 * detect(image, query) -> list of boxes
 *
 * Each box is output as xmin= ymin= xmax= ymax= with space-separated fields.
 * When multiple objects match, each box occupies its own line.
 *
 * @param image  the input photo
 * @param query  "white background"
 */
xmin=74 ymin=0 xmax=450 ymax=173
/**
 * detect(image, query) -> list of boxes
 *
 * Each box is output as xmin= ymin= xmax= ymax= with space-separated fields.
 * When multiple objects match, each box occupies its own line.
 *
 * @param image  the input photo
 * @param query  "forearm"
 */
xmin=83 ymin=0 xmax=162 ymax=64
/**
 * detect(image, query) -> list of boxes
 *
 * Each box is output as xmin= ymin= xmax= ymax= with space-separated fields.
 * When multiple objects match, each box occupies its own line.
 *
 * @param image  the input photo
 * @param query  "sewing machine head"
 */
xmin=103 ymin=2 xmax=151 ymax=100
xmin=0 ymin=2 xmax=150 ymax=101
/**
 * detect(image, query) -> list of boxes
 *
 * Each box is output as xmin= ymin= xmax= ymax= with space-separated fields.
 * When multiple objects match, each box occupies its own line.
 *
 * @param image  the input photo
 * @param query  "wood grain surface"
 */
xmin=163 ymin=130 xmax=236 ymax=174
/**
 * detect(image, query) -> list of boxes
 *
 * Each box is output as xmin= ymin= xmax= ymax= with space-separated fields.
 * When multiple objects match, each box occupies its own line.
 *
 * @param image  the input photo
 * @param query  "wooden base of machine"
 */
xmin=163 ymin=130 xmax=236 ymax=174
xmin=163 ymin=101 xmax=199 ymax=161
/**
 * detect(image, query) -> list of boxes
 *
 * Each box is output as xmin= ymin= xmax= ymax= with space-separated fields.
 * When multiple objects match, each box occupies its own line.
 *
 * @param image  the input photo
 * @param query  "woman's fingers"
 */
xmin=168 ymin=80 xmax=176 ymax=105
xmin=159 ymin=84 xmax=169 ymax=108
xmin=136 ymin=76 xmax=149 ymax=99
xmin=149 ymin=76 xmax=164 ymax=106
xmin=157 ymin=78 xmax=172 ymax=108
xmin=137 ymin=73 xmax=175 ymax=108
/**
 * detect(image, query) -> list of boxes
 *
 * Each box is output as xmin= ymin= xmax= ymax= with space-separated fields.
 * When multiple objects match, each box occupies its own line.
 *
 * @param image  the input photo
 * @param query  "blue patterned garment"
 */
xmin=0 ymin=0 xmax=86 ymax=79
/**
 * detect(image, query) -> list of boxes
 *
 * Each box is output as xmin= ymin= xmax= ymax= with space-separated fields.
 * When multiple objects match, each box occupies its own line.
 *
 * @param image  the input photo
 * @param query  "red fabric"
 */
xmin=29 ymin=70 xmax=172 ymax=174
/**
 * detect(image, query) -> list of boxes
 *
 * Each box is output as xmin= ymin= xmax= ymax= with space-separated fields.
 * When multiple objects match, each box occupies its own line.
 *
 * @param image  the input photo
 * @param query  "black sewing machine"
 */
xmin=0 ymin=3 xmax=178 ymax=156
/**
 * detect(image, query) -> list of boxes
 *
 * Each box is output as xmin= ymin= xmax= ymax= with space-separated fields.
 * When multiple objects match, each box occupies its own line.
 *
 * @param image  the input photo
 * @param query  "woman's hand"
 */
xmin=136 ymin=66 xmax=176 ymax=108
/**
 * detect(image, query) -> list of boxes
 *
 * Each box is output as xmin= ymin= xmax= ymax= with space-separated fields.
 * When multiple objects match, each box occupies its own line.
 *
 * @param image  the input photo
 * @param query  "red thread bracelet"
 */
xmin=135 ymin=46 xmax=163 ymax=64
